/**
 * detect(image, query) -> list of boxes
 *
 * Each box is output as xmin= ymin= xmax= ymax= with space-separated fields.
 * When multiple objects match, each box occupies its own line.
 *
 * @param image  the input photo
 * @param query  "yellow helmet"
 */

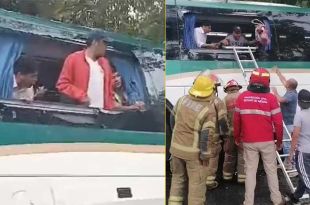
xmin=189 ymin=75 xmax=215 ymax=98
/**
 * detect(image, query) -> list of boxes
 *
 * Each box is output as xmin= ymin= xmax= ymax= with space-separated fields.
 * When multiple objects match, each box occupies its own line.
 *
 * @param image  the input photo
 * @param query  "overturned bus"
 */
xmin=0 ymin=8 xmax=164 ymax=205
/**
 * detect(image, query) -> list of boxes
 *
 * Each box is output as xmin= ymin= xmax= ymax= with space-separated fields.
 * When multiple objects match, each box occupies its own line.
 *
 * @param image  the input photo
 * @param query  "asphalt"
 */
xmin=166 ymin=161 xmax=310 ymax=205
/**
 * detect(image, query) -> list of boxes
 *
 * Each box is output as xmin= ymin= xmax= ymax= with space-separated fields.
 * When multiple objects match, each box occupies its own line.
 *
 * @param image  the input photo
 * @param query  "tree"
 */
xmin=0 ymin=0 xmax=164 ymax=44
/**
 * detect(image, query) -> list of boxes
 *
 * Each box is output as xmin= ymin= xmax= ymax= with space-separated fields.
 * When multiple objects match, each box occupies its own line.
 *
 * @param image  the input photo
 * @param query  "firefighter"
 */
xmin=222 ymin=80 xmax=245 ymax=183
xmin=168 ymin=74 xmax=229 ymax=205
xmin=234 ymin=68 xmax=285 ymax=205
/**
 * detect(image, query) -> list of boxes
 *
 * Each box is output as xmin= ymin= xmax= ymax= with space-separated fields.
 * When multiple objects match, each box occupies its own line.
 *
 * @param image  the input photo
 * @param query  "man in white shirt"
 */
xmin=194 ymin=22 xmax=218 ymax=49
xmin=12 ymin=57 xmax=45 ymax=101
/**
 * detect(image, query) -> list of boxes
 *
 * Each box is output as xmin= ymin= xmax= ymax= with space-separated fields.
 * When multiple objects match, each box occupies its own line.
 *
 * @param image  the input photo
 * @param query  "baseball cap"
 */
xmin=298 ymin=89 xmax=310 ymax=109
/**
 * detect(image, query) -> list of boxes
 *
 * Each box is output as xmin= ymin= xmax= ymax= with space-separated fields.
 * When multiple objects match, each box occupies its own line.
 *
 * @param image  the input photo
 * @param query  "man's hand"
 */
xmin=127 ymin=104 xmax=141 ymax=111
xmin=271 ymin=87 xmax=278 ymax=95
xmin=271 ymin=66 xmax=280 ymax=75
xmin=81 ymin=96 xmax=90 ymax=106
xmin=34 ymin=86 xmax=47 ymax=99
xmin=135 ymin=101 xmax=146 ymax=111
xmin=276 ymin=143 xmax=283 ymax=151
xmin=288 ymin=151 xmax=294 ymax=163
xmin=235 ymin=140 xmax=243 ymax=150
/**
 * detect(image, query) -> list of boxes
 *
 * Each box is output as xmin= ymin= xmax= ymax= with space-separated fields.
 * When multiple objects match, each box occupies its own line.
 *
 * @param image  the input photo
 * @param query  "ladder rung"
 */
xmin=240 ymin=60 xmax=255 ymax=63
xmin=282 ymin=139 xmax=292 ymax=142
xmin=286 ymin=169 xmax=297 ymax=173
xmin=301 ymin=194 xmax=309 ymax=199
xmin=279 ymin=154 xmax=289 ymax=157
xmin=244 ymin=69 xmax=253 ymax=72
xmin=237 ymin=51 xmax=251 ymax=54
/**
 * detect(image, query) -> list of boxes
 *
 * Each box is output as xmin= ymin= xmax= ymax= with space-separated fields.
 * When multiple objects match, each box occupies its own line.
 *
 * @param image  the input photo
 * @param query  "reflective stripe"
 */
xmin=201 ymin=151 xmax=211 ymax=155
xmin=206 ymin=176 xmax=216 ymax=181
xmin=239 ymin=109 xmax=271 ymax=116
xmin=223 ymin=175 xmax=233 ymax=180
xmin=261 ymin=73 xmax=270 ymax=77
xmin=171 ymin=143 xmax=200 ymax=153
xmin=218 ymin=109 xmax=226 ymax=117
xmin=169 ymin=196 xmax=184 ymax=202
xmin=235 ymin=107 xmax=240 ymax=112
xmin=271 ymin=107 xmax=281 ymax=115
xmin=202 ymin=121 xmax=216 ymax=130
xmin=168 ymin=202 xmax=183 ymax=205
xmin=238 ymin=174 xmax=246 ymax=179
xmin=252 ymin=71 xmax=260 ymax=75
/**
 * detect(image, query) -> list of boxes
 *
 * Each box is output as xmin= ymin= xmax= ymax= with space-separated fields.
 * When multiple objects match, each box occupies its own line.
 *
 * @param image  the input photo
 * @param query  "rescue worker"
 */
xmin=234 ymin=68 xmax=285 ymax=205
xmin=222 ymin=80 xmax=245 ymax=183
xmin=168 ymin=74 xmax=229 ymax=205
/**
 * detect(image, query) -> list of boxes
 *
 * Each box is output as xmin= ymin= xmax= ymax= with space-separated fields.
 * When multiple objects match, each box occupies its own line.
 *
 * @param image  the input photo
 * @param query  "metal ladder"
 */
xmin=232 ymin=46 xmax=307 ymax=197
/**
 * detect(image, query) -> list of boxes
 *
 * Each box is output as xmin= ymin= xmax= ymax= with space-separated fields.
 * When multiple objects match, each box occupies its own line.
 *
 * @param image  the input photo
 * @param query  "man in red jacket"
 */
xmin=234 ymin=68 xmax=284 ymax=205
xmin=56 ymin=31 xmax=140 ymax=111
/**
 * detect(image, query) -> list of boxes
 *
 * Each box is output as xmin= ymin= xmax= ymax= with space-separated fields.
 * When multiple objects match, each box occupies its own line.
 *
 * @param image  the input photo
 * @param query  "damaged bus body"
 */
xmin=0 ymin=8 xmax=164 ymax=205
xmin=166 ymin=0 xmax=310 ymax=204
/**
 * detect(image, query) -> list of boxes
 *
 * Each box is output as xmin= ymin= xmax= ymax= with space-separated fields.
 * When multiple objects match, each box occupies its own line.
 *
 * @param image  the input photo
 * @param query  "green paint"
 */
xmin=166 ymin=60 xmax=310 ymax=75
xmin=0 ymin=8 xmax=161 ymax=49
xmin=166 ymin=0 xmax=310 ymax=13
xmin=0 ymin=122 xmax=164 ymax=146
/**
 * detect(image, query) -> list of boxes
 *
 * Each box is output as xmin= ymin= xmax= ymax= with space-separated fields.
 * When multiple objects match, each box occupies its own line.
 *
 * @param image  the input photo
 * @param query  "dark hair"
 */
xmin=201 ymin=22 xmax=211 ymax=27
xmin=86 ymin=31 xmax=109 ymax=47
xmin=233 ymin=26 xmax=242 ymax=33
xmin=14 ymin=57 xmax=38 ymax=75
xmin=108 ymin=59 xmax=117 ymax=73
xmin=298 ymin=89 xmax=310 ymax=109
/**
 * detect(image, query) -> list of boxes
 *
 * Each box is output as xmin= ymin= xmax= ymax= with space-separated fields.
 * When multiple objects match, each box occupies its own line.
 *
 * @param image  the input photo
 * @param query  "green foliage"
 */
xmin=0 ymin=0 xmax=164 ymax=44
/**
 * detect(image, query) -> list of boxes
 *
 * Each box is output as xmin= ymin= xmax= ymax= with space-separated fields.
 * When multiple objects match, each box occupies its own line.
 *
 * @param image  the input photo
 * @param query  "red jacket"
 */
xmin=233 ymin=90 xmax=283 ymax=144
xmin=56 ymin=50 xmax=115 ymax=110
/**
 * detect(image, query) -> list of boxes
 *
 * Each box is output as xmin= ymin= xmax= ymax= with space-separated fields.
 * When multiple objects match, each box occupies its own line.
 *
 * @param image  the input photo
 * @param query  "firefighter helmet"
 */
xmin=189 ymin=75 xmax=215 ymax=98
xmin=224 ymin=80 xmax=242 ymax=93
xmin=249 ymin=68 xmax=270 ymax=87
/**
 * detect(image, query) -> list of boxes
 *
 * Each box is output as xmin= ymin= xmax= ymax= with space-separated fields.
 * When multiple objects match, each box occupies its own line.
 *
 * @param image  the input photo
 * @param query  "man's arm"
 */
xmin=273 ymin=67 xmax=287 ymax=87
xmin=289 ymin=112 xmax=302 ymax=161
xmin=289 ymin=126 xmax=301 ymax=161
xmin=56 ymin=56 xmax=88 ymax=103
xmin=271 ymin=87 xmax=288 ymax=103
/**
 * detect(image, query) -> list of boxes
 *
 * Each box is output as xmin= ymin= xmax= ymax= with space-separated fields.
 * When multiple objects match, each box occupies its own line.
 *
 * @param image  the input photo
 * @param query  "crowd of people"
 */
xmin=11 ymin=31 xmax=145 ymax=112
xmin=168 ymin=67 xmax=310 ymax=205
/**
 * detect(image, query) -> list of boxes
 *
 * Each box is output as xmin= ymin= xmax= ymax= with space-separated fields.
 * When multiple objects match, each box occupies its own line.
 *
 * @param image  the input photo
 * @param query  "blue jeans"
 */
xmin=294 ymin=151 xmax=310 ymax=199
xmin=283 ymin=124 xmax=293 ymax=155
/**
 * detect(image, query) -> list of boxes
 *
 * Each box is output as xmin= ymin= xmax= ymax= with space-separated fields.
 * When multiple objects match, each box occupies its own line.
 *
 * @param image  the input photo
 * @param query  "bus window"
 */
xmin=0 ymin=30 xmax=164 ymax=133
xmin=273 ymin=13 xmax=310 ymax=61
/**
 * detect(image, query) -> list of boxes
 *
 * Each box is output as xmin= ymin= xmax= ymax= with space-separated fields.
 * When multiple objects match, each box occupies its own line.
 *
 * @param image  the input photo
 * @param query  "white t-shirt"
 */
xmin=12 ymin=76 xmax=34 ymax=101
xmin=86 ymin=56 xmax=104 ymax=109
xmin=294 ymin=108 xmax=310 ymax=153
xmin=194 ymin=27 xmax=207 ymax=48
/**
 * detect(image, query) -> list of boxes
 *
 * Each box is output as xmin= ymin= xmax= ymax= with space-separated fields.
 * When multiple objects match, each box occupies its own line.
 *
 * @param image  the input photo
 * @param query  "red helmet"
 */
xmin=249 ymin=68 xmax=270 ymax=87
xmin=224 ymin=80 xmax=242 ymax=93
